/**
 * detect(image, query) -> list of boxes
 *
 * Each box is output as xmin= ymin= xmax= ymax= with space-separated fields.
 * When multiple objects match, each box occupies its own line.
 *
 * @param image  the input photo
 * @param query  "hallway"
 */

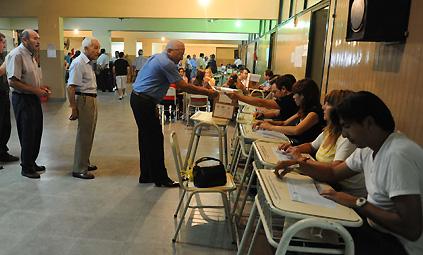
xmin=0 ymin=91 xmax=238 ymax=254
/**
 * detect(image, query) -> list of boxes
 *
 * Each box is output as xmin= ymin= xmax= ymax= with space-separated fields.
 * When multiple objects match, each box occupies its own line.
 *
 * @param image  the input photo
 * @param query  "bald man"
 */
xmin=131 ymin=40 xmax=217 ymax=187
xmin=6 ymin=29 xmax=50 ymax=179
xmin=67 ymin=37 xmax=100 ymax=180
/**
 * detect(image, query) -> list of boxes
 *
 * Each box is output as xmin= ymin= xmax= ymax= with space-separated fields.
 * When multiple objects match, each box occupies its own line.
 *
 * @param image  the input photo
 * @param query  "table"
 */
xmin=237 ymin=169 xmax=362 ymax=255
xmin=184 ymin=111 xmax=230 ymax=170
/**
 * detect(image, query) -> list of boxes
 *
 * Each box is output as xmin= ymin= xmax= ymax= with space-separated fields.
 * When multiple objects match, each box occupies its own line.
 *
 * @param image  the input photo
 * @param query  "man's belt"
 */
xmin=75 ymin=92 xmax=97 ymax=98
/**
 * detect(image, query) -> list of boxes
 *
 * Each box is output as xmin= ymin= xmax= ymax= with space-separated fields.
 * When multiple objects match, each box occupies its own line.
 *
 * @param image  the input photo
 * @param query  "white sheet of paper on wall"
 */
xmin=47 ymin=44 xmax=56 ymax=58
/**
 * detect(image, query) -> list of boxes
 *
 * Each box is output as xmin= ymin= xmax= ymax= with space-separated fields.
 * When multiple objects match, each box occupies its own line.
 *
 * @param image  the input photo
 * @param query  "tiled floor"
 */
xmin=0 ymin=91 xmax=273 ymax=255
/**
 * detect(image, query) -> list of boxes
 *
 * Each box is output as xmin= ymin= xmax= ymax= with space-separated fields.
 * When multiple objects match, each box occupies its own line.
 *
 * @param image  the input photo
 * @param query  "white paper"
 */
xmin=216 ymin=87 xmax=238 ymax=93
xmin=255 ymin=129 xmax=289 ymax=141
xmin=47 ymin=43 xmax=56 ymax=58
xmin=248 ymin=73 xmax=261 ymax=82
xmin=274 ymin=149 xmax=293 ymax=161
xmin=287 ymin=178 xmax=336 ymax=208
xmin=218 ymin=93 xmax=233 ymax=104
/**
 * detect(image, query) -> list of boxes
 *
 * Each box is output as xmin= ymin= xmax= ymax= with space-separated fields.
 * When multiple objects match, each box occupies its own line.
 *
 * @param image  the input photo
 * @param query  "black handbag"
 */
xmin=193 ymin=157 xmax=227 ymax=188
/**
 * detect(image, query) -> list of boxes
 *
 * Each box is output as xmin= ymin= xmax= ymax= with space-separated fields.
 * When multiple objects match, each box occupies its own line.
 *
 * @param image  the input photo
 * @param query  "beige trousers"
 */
xmin=73 ymin=95 xmax=97 ymax=173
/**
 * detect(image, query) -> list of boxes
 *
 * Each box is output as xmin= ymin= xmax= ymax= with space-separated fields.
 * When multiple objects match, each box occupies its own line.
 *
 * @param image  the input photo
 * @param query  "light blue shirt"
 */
xmin=132 ymin=52 xmax=181 ymax=103
xmin=67 ymin=52 xmax=97 ymax=94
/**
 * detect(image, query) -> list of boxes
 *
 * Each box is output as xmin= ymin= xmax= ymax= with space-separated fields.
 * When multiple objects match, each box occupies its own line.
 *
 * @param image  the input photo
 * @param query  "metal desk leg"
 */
xmin=238 ymin=167 xmax=257 ymax=224
xmin=247 ymin=215 xmax=262 ymax=255
xmin=237 ymin=201 xmax=258 ymax=255
xmin=223 ymin=126 xmax=228 ymax=168
xmin=231 ymin=146 xmax=254 ymax=220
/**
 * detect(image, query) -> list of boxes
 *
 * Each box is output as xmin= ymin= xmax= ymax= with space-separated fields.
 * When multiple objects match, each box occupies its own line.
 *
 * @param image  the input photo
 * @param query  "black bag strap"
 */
xmin=194 ymin=157 xmax=222 ymax=166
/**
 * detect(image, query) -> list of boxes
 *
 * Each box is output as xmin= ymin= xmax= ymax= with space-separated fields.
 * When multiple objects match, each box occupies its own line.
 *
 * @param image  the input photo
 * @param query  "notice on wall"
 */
xmin=47 ymin=44 xmax=56 ymax=58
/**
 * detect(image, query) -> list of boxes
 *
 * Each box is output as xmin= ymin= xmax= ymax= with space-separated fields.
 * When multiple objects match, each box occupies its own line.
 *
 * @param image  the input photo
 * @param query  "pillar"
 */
xmin=38 ymin=16 xmax=65 ymax=101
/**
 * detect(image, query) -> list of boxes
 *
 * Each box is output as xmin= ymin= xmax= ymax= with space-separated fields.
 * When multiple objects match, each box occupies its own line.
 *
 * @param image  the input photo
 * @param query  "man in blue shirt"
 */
xmin=131 ymin=40 xmax=217 ymax=187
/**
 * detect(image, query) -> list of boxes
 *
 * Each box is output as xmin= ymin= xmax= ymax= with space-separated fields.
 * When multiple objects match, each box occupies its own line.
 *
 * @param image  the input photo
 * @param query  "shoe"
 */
xmin=0 ymin=166 xmax=3 ymax=170
xmin=21 ymin=170 xmax=40 ymax=179
xmin=155 ymin=178 xmax=179 ymax=188
xmin=88 ymin=165 xmax=97 ymax=171
xmin=34 ymin=164 xmax=46 ymax=173
xmin=0 ymin=153 xmax=19 ymax=162
xmin=72 ymin=172 xmax=95 ymax=179
xmin=118 ymin=96 xmax=123 ymax=100
xmin=139 ymin=178 xmax=153 ymax=183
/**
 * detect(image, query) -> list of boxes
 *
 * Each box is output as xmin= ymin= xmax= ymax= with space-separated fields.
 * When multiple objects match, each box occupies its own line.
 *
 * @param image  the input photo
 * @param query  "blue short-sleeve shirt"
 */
xmin=132 ymin=52 xmax=182 ymax=103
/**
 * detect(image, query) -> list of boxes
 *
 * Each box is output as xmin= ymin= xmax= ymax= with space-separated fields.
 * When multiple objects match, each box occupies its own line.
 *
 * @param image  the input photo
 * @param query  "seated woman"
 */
xmin=275 ymin=89 xmax=367 ymax=197
xmin=254 ymin=78 xmax=325 ymax=145
xmin=204 ymin=68 xmax=216 ymax=88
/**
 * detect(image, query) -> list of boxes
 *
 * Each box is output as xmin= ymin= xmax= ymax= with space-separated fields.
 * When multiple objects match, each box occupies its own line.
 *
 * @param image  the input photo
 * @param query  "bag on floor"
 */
xmin=193 ymin=157 xmax=227 ymax=188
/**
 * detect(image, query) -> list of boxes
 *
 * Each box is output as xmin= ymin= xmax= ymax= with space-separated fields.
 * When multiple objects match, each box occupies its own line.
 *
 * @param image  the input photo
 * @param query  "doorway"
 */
xmin=305 ymin=7 xmax=329 ymax=91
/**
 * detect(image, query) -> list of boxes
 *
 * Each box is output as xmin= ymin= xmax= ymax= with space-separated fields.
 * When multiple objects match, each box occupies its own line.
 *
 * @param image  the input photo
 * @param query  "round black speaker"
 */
xmin=350 ymin=0 xmax=366 ymax=32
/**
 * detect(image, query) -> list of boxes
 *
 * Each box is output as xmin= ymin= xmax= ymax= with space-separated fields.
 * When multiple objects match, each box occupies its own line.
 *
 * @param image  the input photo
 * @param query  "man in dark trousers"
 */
xmin=131 ymin=40 xmax=217 ymax=187
xmin=6 ymin=29 xmax=50 ymax=178
xmin=0 ymin=33 xmax=19 ymax=169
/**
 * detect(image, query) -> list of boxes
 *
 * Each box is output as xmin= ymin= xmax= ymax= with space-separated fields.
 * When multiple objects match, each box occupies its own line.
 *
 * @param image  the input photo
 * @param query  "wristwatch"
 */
xmin=355 ymin=197 xmax=367 ymax=208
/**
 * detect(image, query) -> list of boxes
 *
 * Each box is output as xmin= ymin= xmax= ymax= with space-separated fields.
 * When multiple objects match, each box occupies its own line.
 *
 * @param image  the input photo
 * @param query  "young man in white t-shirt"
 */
xmin=276 ymin=91 xmax=422 ymax=255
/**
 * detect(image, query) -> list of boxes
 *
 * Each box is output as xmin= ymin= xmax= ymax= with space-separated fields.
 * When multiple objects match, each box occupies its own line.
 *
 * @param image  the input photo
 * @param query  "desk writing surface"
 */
xmin=239 ymin=124 xmax=288 ymax=143
xmin=239 ymin=103 xmax=256 ymax=113
xmin=253 ymin=141 xmax=282 ymax=166
xmin=190 ymin=111 xmax=229 ymax=126
xmin=236 ymin=112 xmax=254 ymax=124
xmin=257 ymin=170 xmax=362 ymax=227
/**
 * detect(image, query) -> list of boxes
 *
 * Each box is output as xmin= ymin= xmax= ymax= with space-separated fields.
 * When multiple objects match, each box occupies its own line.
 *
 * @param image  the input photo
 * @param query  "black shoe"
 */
xmin=0 ymin=166 xmax=3 ymax=170
xmin=72 ymin=172 xmax=95 ymax=179
xmin=21 ymin=170 xmax=40 ymax=179
xmin=88 ymin=165 xmax=97 ymax=171
xmin=0 ymin=153 xmax=19 ymax=162
xmin=34 ymin=164 xmax=46 ymax=173
xmin=155 ymin=178 xmax=179 ymax=188
xmin=139 ymin=178 xmax=153 ymax=183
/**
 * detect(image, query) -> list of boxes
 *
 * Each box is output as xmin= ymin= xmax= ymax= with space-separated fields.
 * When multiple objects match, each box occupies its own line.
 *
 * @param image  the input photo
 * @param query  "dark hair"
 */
xmin=274 ymin=74 xmax=296 ymax=92
xmin=178 ymin=67 xmax=185 ymax=72
xmin=292 ymin=78 xmax=321 ymax=117
xmin=186 ymin=55 xmax=191 ymax=59
xmin=264 ymin=69 xmax=273 ymax=77
xmin=118 ymin=52 xmax=124 ymax=58
xmin=100 ymin=48 xmax=106 ymax=54
xmin=323 ymin=89 xmax=354 ymax=149
xmin=199 ymin=53 xmax=204 ymax=57
xmin=0 ymin=32 xmax=5 ymax=40
xmin=193 ymin=70 xmax=205 ymax=86
xmin=331 ymin=91 xmax=395 ymax=133
xmin=239 ymin=67 xmax=250 ymax=73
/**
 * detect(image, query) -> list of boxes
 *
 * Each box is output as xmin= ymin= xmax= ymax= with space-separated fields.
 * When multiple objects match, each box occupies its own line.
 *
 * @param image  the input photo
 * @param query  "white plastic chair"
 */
xmin=170 ymin=131 xmax=237 ymax=243
xmin=186 ymin=94 xmax=209 ymax=125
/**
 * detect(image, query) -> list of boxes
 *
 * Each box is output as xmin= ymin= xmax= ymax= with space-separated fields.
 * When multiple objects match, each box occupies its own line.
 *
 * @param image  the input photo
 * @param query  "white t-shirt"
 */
xmin=346 ymin=132 xmax=423 ymax=255
xmin=311 ymin=132 xmax=366 ymax=197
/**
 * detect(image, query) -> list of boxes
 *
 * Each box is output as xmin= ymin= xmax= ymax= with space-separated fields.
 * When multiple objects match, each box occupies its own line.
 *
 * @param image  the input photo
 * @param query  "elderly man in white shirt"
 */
xmin=67 ymin=37 xmax=100 ymax=180
xmin=6 ymin=29 xmax=50 ymax=179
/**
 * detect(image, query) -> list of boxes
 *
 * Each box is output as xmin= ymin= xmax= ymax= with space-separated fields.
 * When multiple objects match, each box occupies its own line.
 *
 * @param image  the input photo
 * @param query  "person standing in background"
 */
xmin=6 ymin=29 xmax=50 ymax=179
xmin=67 ymin=37 xmax=100 ymax=180
xmin=0 ymin=32 xmax=19 ymax=167
xmin=132 ymin=49 xmax=147 ymax=81
xmin=113 ymin=52 xmax=130 ymax=100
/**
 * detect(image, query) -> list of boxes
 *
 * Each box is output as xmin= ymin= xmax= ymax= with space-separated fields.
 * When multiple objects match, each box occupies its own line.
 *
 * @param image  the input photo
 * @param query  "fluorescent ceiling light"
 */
xmin=198 ymin=0 xmax=210 ymax=7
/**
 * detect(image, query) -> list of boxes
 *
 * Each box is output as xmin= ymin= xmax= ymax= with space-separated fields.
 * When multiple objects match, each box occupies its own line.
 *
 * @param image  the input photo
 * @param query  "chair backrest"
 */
xmin=250 ymin=89 xmax=265 ymax=98
xmin=170 ymin=132 xmax=185 ymax=188
xmin=164 ymin=86 xmax=177 ymax=103
xmin=188 ymin=94 xmax=208 ymax=108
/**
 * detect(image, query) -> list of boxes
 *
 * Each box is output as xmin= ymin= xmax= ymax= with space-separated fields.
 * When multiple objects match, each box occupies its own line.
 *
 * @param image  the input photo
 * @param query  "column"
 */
xmin=38 ymin=15 xmax=65 ymax=101
xmin=124 ymin=35 xmax=137 ymax=64
xmin=92 ymin=29 xmax=111 ymax=56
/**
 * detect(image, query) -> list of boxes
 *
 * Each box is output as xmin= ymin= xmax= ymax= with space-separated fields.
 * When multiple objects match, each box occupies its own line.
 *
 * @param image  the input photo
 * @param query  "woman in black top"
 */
xmin=255 ymin=78 xmax=325 ymax=145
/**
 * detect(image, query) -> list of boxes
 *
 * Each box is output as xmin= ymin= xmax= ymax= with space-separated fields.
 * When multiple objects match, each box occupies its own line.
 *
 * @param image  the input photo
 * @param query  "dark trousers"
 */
xmin=11 ymin=93 xmax=43 ymax=171
xmin=130 ymin=92 xmax=169 ymax=183
xmin=347 ymin=218 xmax=407 ymax=255
xmin=0 ymin=93 xmax=11 ymax=155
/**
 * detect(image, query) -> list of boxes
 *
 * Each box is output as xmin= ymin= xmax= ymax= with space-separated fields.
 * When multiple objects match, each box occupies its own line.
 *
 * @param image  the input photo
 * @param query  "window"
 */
xmin=111 ymin=42 xmax=124 ymax=55
xmin=136 ymin=42 xmax=143 ymax=55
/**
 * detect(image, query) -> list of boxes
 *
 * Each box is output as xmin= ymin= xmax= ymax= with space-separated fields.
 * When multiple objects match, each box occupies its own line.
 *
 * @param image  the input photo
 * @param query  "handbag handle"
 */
xmin=194 ymin=157 xmax=223 ymax=165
